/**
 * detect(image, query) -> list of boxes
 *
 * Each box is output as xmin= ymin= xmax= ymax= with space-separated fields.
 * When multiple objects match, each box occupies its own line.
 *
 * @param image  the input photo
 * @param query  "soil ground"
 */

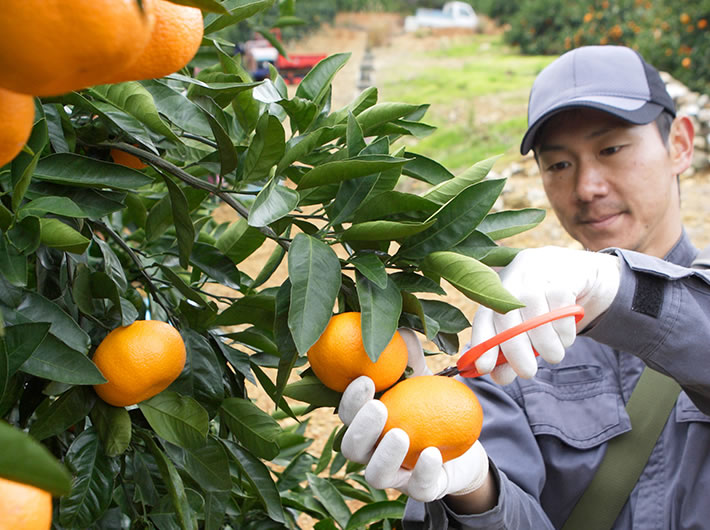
xmin=214 ymin=13 xmax=710 ymax=527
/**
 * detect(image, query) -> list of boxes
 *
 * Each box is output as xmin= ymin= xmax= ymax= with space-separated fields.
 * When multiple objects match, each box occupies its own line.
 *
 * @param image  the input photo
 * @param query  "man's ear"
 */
xmin=669 ymin=116 xmax=694 ymax=175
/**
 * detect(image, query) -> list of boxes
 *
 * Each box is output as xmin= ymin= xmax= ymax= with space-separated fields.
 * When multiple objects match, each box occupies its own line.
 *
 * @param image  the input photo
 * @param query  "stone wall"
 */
xmin=664 ymin=72 xmax=710 ymax=175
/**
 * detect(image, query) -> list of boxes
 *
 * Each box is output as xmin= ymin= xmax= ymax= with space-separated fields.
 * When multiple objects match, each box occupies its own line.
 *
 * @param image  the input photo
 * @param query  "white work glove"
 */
xmin=471 ymin=246 xmax=621 ymax=385
xmin=338 ymin=329 xmax=490 ymax=503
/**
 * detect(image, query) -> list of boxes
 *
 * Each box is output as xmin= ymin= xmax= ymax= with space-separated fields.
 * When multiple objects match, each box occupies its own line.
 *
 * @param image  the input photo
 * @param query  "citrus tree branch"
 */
xmin=108 ymin=142 xmax=290 ymax=251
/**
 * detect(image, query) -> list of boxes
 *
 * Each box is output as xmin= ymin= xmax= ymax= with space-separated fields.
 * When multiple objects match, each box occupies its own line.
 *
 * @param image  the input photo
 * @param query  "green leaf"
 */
xmin=307 ymin=473 xmax=351 ymax=530
xmin=34 ymin=153 xmax=153 ymax=190
xmin=7 ymin=215 xmax=40 ymax=254
xmin=346 ymin=111 xmax=366 ymax=157
xmin=421 ymin=155 xmax=500 ymax=205
xmin=296 ymin=155 xmax=409 ymax=190
xmin=163 ymin=176 xmax=195 ymax=269
xmin=356 ymin=274 xmax=402 ymax=362
xmin=478 ymin=208 xmax=546 ymax=240
xmin=215 ymin=218 xmax=266 ymax=265
xmin=20 ymin=333 xmax=106 ymax=385
xmin=356 ymin=102 xmax=423 ymax=133
xmin=89 ymin=83 xmax=180 ymax=143
xmin=296 ymin=53 xmax=351 ymax=104
xmin=166 ymin=437 xmax=232 ymax=492
xmin=314 ymin=427 xmax=338 ymax=475
xmin=422 ymin=251 xmax=523 ymax=313
xmin=39 ymin=217 xmax=90 ymax=254
xmin=215 ymin=293 xmax=275 ymax=328
xmin=402 ymin=152 xmax=455 ymax=185
xmin=345 ymin=500 xmax=406 ymax=530
xmin=139 ymin=391 xmax=209 ymax=449
xmin=2 ymin=322 xmax=50 ymax=376
xmin=391 ymin=271 xmax=446 ymax=295
xmin=220 ymin=397 xmax=282 ymax=460
xmin=14 ymin=291 xmax=90 ymax=353
xmin=243 ymin=113 xmax=285 ymax=182
xmin=287 ymin=234 xmax=342 ymax=355
xmin=29 ymin=386 xmax=96 ymax=441
xmin=139 ymin=431 xmax=197 ymax=530
xmin=0 ymin=422 xmax=72 ymax=496
xmin=249 ymin=177 xmax=299 ymax=227
xmin=193 ymin=96 xmax=239 ymax=176
xmin=90 ymin=400 xmax=132 ymax=457
xmin=276 ymin=129 xmax=325 ymax=174
xmin=222 ymin=440 xmax=286 ymax=524
xmin=11 ymin=116 xmax=47 ymax=212
xmin=352 ymin=190 xmax=438 ymax=223
xmin=452 ymin=230 xmax=521 ymax=266
xmin=17 ymin=196 xmax=87 ymax=220
xmin=340 ymin=218 xmax=436 ymax=242
xmin=0 ymin=239 xmax=27 ymax=287
xmin=282 ymin=374 xmax=341 ymax=408
xmin=203 ymin=0 xmax=277 ymax=33
xmin=59 ymin=428 xmax=117 ymax=528
xmin=164 ymin=0 xmax=229 ymax=13
xmin=349 ymin=254 xmax=387 ymax=289
xmin=420 ymin=299 xmax=470 ymax=334
xmin=170 ymin=330 xmax=225 ymax=417
xmin=189 ymin=241 xmax=241 ymax=290
xmin=27 ymin=183 xmax=127 ymax=219
xmin=141 ymin=80 xmax=213 ymax=137
xmin=398 ymin=179 xmax=506 ymax=260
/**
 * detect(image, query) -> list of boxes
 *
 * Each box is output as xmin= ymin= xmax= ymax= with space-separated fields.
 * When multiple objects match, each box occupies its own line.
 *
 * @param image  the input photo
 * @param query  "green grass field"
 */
xmin=379 ymin=34 xmax=554 ymax=171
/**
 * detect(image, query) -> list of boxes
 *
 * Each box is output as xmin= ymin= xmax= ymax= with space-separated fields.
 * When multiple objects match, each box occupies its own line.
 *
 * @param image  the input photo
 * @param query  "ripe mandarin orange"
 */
xmin=106 ymin=0 xmax=204 ymax=83
xmin=307 ymin=312 xmax=408 ymax=393
xmin=110 ymin=148 xmax=148 ymax=170
xmin=0 ymin=87 xmax=35 ymax=167
xmin=379 ymin=375 xmax=483 ymax=470
xmin=0 ymin=477 xmax=52 ymax=530
xmin=92 ymin=320 xmax=186 ymax=407
xmin=0 ymin=0 xmax=156 ymax=96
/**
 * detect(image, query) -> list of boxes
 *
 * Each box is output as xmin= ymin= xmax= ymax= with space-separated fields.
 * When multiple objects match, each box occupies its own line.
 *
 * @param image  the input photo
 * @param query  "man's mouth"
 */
xmin=579 ymin=212 xmax=622 ymax=228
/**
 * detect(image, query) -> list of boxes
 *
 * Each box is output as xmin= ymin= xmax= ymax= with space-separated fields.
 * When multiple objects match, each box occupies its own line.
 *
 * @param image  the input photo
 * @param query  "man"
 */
xmin=338 ymin=45 xmax=710 ymax=528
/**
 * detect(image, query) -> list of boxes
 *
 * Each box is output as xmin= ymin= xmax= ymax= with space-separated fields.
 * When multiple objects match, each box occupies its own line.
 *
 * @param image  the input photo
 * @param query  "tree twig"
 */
xmin=108 ymin=142 xmax=289 ymax=251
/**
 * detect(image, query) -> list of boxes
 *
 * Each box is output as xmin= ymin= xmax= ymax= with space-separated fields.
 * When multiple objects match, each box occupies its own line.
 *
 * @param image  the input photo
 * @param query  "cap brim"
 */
xmin=520 ymin=100 xmax=665 ymax=155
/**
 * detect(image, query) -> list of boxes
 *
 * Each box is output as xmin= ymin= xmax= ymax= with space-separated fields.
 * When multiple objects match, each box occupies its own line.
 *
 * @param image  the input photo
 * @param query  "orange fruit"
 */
xmin=379 ymin=375 xmax=483 ymax=470
xmin=110 ymin=148 xmax=148 ymax=170
xmin=0 ymin=87 xmax=35 ymax=167
xmin=0 ymin=477 xmax=52 ymax=530
xmin=92 ymin=320 xmax=186 ymax=407
xmin=106 ymin=0 xmax=204 ymax=84
xmin=307 ymin=312 xmax=408 ymax=393
xmin=0 ymin=0 xmax=156 ymax=96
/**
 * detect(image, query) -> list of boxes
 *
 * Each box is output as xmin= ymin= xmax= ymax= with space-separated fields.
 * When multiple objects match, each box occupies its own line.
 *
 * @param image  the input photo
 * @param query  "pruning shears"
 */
xmin=437 ymin=304 xmax=585 ymax=378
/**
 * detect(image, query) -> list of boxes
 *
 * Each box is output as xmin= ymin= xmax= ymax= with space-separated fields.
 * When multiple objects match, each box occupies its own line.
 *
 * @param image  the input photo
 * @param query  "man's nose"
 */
xmin=574 ymin=162 xmax=609 ymax=202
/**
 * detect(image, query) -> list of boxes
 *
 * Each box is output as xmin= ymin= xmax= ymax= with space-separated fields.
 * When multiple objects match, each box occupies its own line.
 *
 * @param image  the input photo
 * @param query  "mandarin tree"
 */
xmin=0 ymin=0 xmax=543 ymax=528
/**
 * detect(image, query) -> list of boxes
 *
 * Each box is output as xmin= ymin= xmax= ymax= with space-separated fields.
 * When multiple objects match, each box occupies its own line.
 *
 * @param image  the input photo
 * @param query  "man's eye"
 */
xmin=600 ymin=145 xmax=623 ymax=156
xmin=546 ymin=161 xmax=569 ymax=172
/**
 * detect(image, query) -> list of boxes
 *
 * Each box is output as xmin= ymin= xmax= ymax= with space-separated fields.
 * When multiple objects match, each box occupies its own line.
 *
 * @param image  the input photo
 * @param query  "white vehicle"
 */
xmin=404 ymin=2 xmax=478 ymax=32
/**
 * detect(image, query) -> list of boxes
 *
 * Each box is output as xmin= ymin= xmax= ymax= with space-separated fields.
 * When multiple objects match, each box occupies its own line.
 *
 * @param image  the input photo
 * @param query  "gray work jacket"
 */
xmin=404 ymin=232 xmax=710 ymax=529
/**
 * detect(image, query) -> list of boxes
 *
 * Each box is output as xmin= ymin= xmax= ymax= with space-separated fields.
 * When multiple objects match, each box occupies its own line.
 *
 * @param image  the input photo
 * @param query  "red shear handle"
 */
xmin=457 ymin=304 xmax=585 ymax=378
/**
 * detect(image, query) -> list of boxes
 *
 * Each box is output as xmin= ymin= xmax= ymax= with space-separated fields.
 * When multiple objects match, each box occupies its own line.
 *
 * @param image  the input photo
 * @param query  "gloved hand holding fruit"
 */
xmin=307 ymin=314 xmax=491 ymax=503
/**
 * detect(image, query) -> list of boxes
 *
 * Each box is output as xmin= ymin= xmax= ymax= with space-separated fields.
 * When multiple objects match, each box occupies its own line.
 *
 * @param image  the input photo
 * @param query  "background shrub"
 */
xmin=498 ymin=0 xmax=709 ymax=94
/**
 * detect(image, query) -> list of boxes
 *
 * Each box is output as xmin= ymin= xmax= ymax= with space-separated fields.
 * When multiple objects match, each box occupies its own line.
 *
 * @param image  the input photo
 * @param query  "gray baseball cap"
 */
xmin=520 ymin=45 xmax=676 ymax=154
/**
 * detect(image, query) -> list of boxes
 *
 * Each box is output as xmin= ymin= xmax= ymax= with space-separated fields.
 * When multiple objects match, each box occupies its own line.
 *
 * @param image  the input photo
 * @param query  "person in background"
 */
xmin=338 ymin=45 xmax=710 ymax=528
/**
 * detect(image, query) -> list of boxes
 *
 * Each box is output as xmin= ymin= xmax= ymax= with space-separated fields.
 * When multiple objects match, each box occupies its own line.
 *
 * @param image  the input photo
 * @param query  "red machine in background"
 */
xmin=243 ymin=29 xmax=326 ymax=85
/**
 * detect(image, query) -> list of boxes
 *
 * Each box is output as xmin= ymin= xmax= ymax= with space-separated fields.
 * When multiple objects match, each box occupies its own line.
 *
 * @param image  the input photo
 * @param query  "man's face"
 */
xmin=535 ymin=108 xmax=682 ymax=257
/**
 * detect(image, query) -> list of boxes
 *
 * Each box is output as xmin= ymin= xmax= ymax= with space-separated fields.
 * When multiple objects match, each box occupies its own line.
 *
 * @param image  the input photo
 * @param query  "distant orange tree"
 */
xmin=500 ymin=0 xmax=710 ymax=94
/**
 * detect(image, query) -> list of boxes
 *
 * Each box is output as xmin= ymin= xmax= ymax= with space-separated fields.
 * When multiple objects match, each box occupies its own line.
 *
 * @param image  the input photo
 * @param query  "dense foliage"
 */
xmin=483 ymin=0 xmax=710 ymax=94
xmin=0 ymin=0 xmax=544 ymax=528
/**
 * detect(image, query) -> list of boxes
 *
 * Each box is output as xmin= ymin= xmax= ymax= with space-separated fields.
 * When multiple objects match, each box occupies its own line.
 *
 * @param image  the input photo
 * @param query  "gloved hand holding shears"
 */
xmin=468 ymin=246 xmax=621 ymax=385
